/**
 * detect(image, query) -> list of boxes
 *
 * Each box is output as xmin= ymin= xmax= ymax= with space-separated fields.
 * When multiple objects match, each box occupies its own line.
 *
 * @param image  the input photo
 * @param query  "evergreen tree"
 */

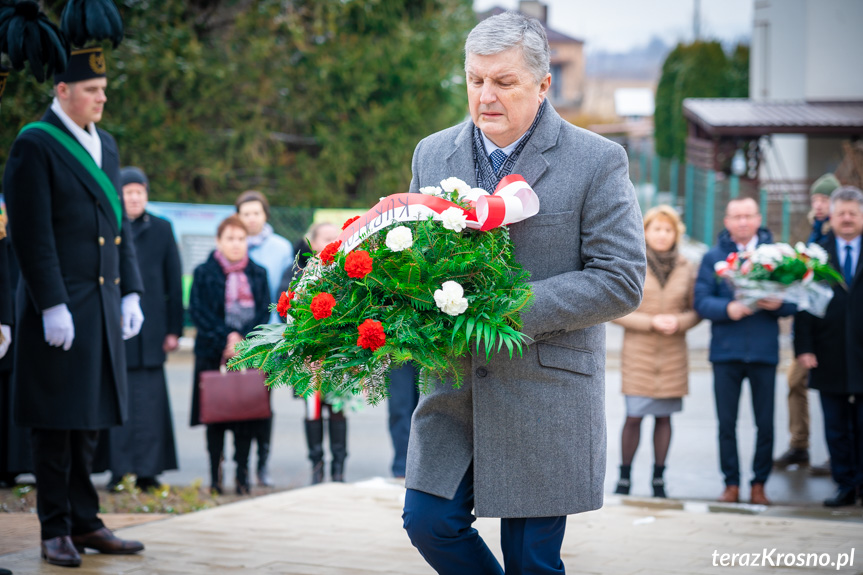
xmin=654 ymin=41 xmax=749 ymax=160
xmin=0 ymin=0 xmax=474 ymax=207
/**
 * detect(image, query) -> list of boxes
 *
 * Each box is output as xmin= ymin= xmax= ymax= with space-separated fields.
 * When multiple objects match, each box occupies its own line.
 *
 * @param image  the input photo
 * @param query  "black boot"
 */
xmin=652 ymin=465 xmax=666 ymax=498
xmin=234 ymin=424 xmax=253 ymax=495
xmin=256 ymin=418 xmax=274 ymax=487
xmin=329 ymin=417 xmax=348 ymax=482
xmin=614 ymin=464 xmax=631 ymax=495
xmin=305 ymin=419 xmax=325 ymax=484
xmin=206 ymin=424 xmax=226 ymax=495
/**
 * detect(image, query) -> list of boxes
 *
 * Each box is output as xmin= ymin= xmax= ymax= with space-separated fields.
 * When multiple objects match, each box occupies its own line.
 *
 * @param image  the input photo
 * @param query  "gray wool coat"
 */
xmin=404 ymin=103 xmax=646 ymax=518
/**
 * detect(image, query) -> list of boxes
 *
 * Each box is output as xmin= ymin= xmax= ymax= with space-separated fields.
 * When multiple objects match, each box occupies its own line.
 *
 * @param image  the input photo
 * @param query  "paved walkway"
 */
xmin=2 ymin=480 xmax=862 ymax=574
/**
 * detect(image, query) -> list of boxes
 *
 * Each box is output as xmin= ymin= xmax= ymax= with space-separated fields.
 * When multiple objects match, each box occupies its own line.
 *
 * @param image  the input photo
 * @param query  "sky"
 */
xmin=472 ymin=0 xmax=754 ymax=53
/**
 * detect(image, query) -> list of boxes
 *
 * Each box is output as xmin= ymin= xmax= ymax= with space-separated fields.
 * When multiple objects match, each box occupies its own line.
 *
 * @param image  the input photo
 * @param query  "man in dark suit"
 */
xmin=794 ymin=186 xmax=863 ymax=507
xmin=3 ymin=47 xmax=146 ymax=567
xmin=103 ymin=167 xmax=182 ymax=491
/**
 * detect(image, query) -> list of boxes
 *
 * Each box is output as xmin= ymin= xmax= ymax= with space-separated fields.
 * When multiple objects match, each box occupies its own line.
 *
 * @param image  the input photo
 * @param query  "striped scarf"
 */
xmin=472 ymin=99 xmax=547 ymax=193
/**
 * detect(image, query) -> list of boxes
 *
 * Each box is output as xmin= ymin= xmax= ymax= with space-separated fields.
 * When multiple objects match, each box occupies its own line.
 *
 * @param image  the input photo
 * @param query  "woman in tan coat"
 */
xmin=612 ymin=205 xmax=701 ymax=497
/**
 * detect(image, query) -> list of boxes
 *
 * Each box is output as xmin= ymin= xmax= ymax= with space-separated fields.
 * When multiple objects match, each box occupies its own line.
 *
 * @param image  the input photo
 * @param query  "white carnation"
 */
xmin=419 ymin=186 xmax=442 ymax=196
xmin=804 ymin=242 xmax=829 ymax=264
xmin=440 ymin=177 xmax=470 ymax=195
xmin=750 ymin=244 xmax=783 ymax=266
xmin=440 ymin=207 xmax=468 ymax=232
xmin=434 ymin=281 xmax=469 ymax=316
xmin=385 ymin=226 xmax=413 ymax=252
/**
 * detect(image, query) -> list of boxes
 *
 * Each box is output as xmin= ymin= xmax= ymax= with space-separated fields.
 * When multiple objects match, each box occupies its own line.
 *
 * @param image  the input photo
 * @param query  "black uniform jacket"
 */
xmin=125 ymin=213 xmax=183 ymax=369
xmin=794 ymin=232 xmax=863 ymax=395
xmin=4 ymin=109 xmax=144 ymax=429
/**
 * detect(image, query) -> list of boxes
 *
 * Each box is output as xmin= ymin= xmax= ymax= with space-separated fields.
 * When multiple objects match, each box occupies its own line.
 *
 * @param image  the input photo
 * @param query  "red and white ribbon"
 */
xmin=336 ymin=174 xmax=540 ymax=252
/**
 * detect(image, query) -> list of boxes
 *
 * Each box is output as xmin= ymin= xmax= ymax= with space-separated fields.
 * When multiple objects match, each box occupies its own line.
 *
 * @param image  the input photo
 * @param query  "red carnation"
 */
xmin=342 ymin=216 xmax=361 ymax=230
xmin=345 ymin=250 xmax=373 ymax=279
xmin=319 ymin=240 xmax=342 ymax=265
xmin=276 ymin=290 xmax=295 ymax=318
xmin=357 ymin=319 xmax=386 ymax=351
xmin=310 ymin=293 xmax=336 ymax=320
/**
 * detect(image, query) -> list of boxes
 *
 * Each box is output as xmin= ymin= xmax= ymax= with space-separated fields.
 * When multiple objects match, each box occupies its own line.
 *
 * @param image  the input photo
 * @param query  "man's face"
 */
xmin=122 ymin=183 xmax=148 ymax=220
xmin=831 ymin=199 xmax=863 ymax=241
xmin=237 ymin=200 xmax=267 ymax=236
xmin=811 ymin=193 xmax=831 ymax=220
xmin=466 ymin=47 xmax=550 ymax=148
xmin=724 ymin=199 xmax=762 ymax=246
xmin=58 ymin=77 xmax=107 ymax=128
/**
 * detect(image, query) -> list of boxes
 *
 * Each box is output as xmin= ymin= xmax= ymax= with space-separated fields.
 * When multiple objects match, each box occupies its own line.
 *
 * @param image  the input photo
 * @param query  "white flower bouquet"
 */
xmin=714 ymin=242 xmax=843 ymax=317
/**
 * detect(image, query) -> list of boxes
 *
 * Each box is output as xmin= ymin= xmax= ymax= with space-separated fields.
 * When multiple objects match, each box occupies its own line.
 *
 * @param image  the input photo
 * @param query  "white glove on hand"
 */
xmin=0 ymin=324 xmax=11 ymax=359
xmin=122 ymin=293 xmax=144 ymax=340
xmin=43 ymin=303 xmax=75 ymax=351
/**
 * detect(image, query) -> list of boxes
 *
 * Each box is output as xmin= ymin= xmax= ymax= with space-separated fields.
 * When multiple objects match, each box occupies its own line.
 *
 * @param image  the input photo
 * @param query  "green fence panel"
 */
xmin=729 ymin=175 xmax=739 ymax=199
xmin=685 ymin=164 xmax=695 ymax=234
xmin=704 ymin=170 xmax=715 ymax=245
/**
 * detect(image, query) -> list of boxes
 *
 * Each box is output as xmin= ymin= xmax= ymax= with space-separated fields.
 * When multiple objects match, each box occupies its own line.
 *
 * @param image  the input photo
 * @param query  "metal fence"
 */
xmin=627 ymin=151 xmax=812 ymax=246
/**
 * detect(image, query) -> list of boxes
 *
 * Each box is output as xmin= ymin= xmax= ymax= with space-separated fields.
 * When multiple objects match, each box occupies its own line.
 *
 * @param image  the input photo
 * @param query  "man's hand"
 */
xmin=122 ymin=293 xmax=145 ymax=340
xmin=223 ymin=331 xmax=244 ymax=361
xmin=756 ymin=297 xmax=783 ymax=311
xmin=43 ymin=303 xmax=75 ymax=350
xmin=163 ymin=334 xmax=180 ymax=353
xmin=0 ymin=324 xmax=11 ymax=359
xmin=797 ymin=353 xmax=818 ymax=369
xmin=651 ymin=314 xmax=680 ymax=335
xmin=727 ymin=301 xmax=754 ymax=321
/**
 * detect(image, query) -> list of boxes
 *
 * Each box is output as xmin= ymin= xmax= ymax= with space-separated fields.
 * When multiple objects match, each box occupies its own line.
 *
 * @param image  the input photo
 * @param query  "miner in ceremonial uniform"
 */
xmin=3 ymin=47 xmax=147 ymax=568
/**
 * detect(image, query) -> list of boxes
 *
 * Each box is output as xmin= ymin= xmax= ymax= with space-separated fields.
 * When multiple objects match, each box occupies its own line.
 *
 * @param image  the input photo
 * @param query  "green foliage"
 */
xmin=654 ymin=41 xmax=750 ymax=160
xmin=0 ymin=0 xmax=474 ymax=207
xmin=230 ymin=213 xmax=533 ymax=405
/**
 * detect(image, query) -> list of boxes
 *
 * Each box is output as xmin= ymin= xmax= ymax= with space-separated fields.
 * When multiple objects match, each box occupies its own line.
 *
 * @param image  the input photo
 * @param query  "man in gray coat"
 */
xmin=402 ymin=11 xmax=645 ymax=574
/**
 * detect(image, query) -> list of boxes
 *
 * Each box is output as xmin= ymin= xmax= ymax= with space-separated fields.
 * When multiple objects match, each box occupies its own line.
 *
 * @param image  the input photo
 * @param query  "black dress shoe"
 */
xmin=71 ymin=527 xmax=144 ymax=554
xmin=824 ymin=486 xmax=857 ymax=507
xmin=773 ymin=447 xmax=809 ymax=469
xmin=135 ymin=476 xmax=159 ymax=491
xmin=41 ymin=535 xmax=82 ymax=567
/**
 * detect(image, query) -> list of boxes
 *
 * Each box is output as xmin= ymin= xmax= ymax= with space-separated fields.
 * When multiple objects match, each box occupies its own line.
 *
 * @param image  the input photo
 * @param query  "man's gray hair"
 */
xmin=465 ymin=11 xmax=550 ymax=84
xmin=830 ymin=185 xmax=863 ymax=209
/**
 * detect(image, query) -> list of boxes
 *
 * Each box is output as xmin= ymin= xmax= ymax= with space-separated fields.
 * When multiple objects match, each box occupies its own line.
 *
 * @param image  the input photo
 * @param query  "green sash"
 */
xmin=19 ymin=122 xmax=122 ymax=230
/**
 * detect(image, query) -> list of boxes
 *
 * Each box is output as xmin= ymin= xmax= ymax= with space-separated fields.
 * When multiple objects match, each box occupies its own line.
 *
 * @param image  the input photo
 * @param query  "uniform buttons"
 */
xmin=114 ymin=236 xmax=122 ymax=245
xmin=114 ymin=278 xmax=120 ymax=285
xmin=99 ymin=276 xmax=105 ymax=285
xmin=98 ymin=236 xmax=105 ymax=246
xmin=476 ymin=367 xmax=488 ymax=378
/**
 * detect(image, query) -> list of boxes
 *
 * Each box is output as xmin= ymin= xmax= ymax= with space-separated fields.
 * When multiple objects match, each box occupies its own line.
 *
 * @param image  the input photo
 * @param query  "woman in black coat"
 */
xmin=189 ymin=215 xmax=270 ymax=494
xmin=103 ymin=167 xmax=184 ymax=490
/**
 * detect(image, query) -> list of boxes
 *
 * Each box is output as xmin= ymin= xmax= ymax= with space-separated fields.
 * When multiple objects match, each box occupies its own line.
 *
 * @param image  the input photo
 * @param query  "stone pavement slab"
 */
xmin=2 ymin=480 xmax=862 ymax=575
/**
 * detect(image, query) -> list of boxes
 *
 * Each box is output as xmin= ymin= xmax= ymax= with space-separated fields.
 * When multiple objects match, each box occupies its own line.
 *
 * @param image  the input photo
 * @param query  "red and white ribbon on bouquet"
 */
xmin=336 ymin=174 xmax=540 ymax=253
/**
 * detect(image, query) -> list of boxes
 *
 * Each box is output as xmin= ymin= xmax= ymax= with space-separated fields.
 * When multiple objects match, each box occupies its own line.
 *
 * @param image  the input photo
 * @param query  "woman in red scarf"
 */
xmin=189 ymin=216 xmax=270 ymax=494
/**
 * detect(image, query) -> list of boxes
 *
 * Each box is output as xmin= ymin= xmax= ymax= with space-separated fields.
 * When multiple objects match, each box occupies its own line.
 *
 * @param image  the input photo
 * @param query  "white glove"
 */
xmin=122 ymin=293 xmax=145 ymax=340
xmin=43 ymin=303 xmax=75 ymax=351
xmin=0 ymin=324 xmax=11 ymax=359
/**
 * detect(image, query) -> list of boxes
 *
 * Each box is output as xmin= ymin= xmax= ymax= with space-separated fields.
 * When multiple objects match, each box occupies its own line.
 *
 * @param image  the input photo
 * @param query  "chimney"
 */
xmin=518 ymin=1 xmax=547 ymax=24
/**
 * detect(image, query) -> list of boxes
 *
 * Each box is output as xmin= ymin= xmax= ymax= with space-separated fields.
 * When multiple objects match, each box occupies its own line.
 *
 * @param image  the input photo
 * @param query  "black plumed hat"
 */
xmin=61 ymin=0 xmax=123 ymax=49
xmin=0 ymin=0 xmax=69 ymax=83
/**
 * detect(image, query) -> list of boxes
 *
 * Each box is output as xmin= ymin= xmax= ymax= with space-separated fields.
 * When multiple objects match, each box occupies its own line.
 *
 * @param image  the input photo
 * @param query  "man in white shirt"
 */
xmin=794 ymin=186 xmax=863 ymax=507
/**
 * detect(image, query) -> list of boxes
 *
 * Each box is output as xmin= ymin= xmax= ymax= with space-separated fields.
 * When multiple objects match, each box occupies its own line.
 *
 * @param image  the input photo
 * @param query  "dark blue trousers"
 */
xmin=712 ymin=362 xmax=776 ymax=486
xmin=403 ymin=463 xmax=566 ymax=575
xmin=387 ymin=363 xmax=419 ymax=477
xmin=819 ymin=392 xmax=863 ymax=491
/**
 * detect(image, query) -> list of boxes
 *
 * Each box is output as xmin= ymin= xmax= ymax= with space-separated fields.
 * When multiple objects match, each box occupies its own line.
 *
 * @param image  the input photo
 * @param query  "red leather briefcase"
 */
xmin=199 ymin=367 xmax=272 ymax=424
